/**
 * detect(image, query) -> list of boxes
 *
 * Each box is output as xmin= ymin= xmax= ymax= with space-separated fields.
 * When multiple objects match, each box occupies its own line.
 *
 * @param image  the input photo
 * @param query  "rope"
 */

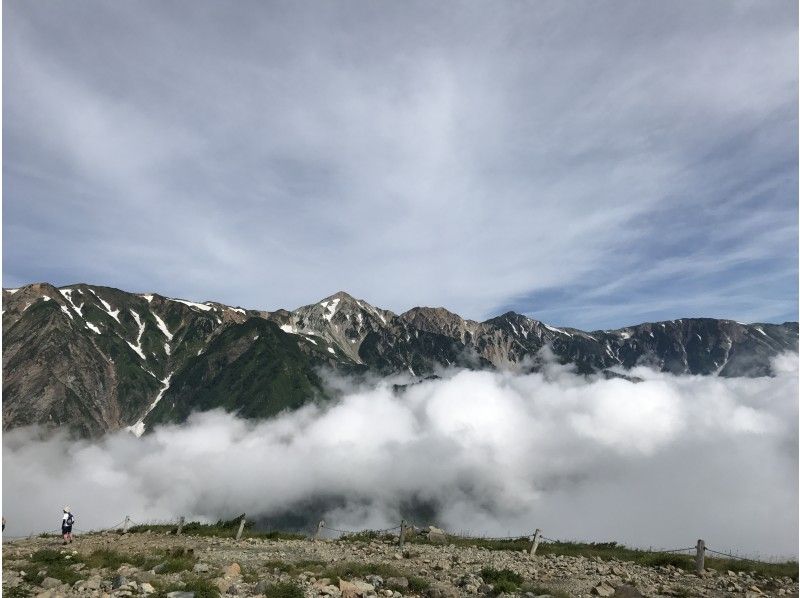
xmin=705 ymin=547 xmax=773 ymax=565
xmin=324 ymin=524 xmax=402 ymax=534
xmin=648 ymin=547 xmax=695 ymax=554
xmin=442 ymin=530 xmax=535 ymax=541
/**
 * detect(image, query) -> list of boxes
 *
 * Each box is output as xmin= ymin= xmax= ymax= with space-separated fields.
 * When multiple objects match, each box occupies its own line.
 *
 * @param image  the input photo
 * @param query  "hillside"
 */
xmin=3 ymin=283 xmax=797 ymax=436
xmin=2 ymin=526 xmax=797 ymax=598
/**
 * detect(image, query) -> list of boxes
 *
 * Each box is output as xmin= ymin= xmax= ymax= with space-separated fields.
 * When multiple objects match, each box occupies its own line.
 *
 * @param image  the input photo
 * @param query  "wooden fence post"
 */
xmin=122 ymin=516 xmax=131 ymax=534
xmin=529 ymin=529 xmax=541 ymax=556
xmin=315 ymin=521 xmax=325 ymax=541
xmin=399 ymin=520 xmax=407 ymax=550
xmin=235 ymin=515 xmax=246 ymax=541
xmin=176 ymin=516 xmax=185 ymax=536
xmin=695 ymin=539 xmax=705 ymax=574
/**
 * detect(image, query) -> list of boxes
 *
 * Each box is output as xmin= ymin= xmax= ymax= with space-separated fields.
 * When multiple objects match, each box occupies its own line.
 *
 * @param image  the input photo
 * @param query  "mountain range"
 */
xmin=3 ymin=282 xmax=797 ymax=437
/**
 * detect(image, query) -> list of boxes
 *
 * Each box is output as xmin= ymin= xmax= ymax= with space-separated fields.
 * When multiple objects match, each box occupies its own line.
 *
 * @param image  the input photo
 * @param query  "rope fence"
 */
xmin=2 ymin=514 xmax=789 ymax=568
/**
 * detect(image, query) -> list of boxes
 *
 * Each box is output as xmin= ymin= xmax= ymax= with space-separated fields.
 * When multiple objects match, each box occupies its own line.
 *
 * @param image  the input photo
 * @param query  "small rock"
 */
xmin=41 ymin=578 xmax=62 ymax=590
xmin=254 ymin=580 xmax=270 ymax=594
xmin=339 ymin=580 xmax=360 ymax=598
xmin=112 ymin=576 xmax=128 ymax=590
xmin=192 ymin=564 xmax=210 ymax=573
xmin=166 ymin=593 xmax=195 ymax=598
xmin=226 ymin=585 xmax=239 ymax=595
xmin=425 ymin=584 xmax=460 ymax=598
xmin=385 ymin=578 xmax=408 ymax=589
xmin=215 ymin=579 xmax=232 ymax=594
xmin=140 ymin=583 xmax=155 ymax=594
xmin=223 ymin=563 xmax=241 ymax=577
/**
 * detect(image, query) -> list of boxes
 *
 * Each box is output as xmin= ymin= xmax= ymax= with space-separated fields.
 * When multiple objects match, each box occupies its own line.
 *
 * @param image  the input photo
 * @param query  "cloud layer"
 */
xmin=3 ymin=0 xmax=798 ymax=328
xmin=3 ymin=355 xmax=797 ymax=558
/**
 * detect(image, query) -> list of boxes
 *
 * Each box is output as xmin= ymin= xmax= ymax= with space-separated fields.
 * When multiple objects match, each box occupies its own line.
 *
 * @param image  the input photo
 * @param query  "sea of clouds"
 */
xmin=3 ymin=354 xmax=797 ymax=557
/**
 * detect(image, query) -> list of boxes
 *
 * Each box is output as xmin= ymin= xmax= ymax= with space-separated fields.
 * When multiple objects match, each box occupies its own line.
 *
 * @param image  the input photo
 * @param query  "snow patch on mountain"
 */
xmin=153 ymin=313 xmax=173 ymax=340
xmin=89 ymin=290 xmax=121 ymax=322
xmin=320 ymin=297 xmax=340 ymax=321
xmin=127 ymin=310 xmax=147 ymax=360
xmin=127 ymin=373 xmax=173 ymax=437
xmin=172 ymin=298 xmax=213 ymax=312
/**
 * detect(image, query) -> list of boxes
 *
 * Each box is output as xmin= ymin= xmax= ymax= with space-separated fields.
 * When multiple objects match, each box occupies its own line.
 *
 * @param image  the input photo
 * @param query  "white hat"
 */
xmin=64 ymin=505 xmax=70 ymax=512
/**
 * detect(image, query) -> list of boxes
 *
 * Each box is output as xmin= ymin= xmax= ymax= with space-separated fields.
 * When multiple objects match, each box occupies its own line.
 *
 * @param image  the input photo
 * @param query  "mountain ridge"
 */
xmin=3 ymin=282 xmax=797 ymax=437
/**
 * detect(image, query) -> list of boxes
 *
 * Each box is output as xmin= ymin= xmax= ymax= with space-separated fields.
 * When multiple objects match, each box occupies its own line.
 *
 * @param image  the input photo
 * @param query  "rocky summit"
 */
xmin=2 ymin=531 xmax=797 ymax=598
xmin=3 ymin=283 xmax=797 ymax=436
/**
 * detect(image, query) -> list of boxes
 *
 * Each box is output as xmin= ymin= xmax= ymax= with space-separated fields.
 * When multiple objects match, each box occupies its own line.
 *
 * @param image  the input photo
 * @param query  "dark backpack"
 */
xmin=66 ymin=513 xmax=74 ymax=526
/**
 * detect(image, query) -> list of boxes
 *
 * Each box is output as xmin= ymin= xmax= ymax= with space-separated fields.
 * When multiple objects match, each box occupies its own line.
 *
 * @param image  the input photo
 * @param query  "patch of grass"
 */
xmin=3 ymin=586 xmax=32 ymax=598
xmin=480 ymin=567 xmax=524 ymax=595
xmin=20 ymin=549 xmax=85 ymax=586
xmin=80 ymin=548 xmax=166 ymax=570
xmin=262 ymin=581 xmax=305 ymax=598
xmin=316 ymin=562 xmax=404 ymax=585
xmin=262 ymin=560 xmax=296 ymax=574
xmin=338 ymin=530 xmax=397 ymax=543
xmin=520 ymin=584 xmax=570 ymax=598
xmin=407 ymin=576 xmax=431 ymax=592
xmin=158 ymin=577 xmax=219 ymax=598
xmin=158 ymin=555 xmax=196 ymax=574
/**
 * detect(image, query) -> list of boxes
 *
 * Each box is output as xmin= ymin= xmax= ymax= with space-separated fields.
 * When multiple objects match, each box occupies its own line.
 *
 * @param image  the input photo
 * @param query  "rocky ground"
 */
xmin=2 ymin=532 xmax=798 ymax=598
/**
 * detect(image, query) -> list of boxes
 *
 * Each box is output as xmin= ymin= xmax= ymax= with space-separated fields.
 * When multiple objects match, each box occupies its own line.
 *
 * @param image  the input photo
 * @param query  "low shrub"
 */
xmin=262 ymin=581 xmax=304 ymax=598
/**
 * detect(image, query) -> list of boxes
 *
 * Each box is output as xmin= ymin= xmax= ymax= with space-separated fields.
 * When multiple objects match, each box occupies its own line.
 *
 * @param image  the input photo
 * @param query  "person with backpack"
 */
xmin=61 ymin=506 xmax=74 ymax=544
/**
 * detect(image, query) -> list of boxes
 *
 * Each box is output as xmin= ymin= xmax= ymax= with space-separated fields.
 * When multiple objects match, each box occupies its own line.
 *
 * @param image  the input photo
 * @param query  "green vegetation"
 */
xmin=480 ymin=567 xmax=524 ymax=595
xmin=18 ymin=549 xmax=85 ymax=586
xmin=3 ymin=586 xmax=32 ymax=598
xmin=127 ymin=517 xmax=306 ymax=540
xmin=145 ymin=319 xmax=327 ymax=428
xmin=520 ymin=583 xmax=570 ymax=598
xmin=262 ymin=581 xmax=305 ymax=598
xmin=338 ymin=530 xmax=397 ymax=543
xmin=157 ymin=577 xmax=219 ymax=598
xmin=406 ymin=576 xmax=431 ymax=592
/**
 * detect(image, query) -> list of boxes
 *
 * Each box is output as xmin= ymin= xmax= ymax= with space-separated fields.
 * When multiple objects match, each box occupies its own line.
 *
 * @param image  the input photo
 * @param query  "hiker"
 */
xmin=62 ymin=506 xmax=74 ymax=544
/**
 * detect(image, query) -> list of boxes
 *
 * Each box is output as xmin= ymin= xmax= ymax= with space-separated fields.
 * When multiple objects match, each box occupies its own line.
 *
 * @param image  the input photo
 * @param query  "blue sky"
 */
xmin=3 ymin=0 xmax=797 ymax=330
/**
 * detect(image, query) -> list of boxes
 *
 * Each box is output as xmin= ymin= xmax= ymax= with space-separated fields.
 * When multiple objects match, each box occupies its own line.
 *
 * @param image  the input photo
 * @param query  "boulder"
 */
xmin=385 ymin=577 xmax=409 ymax=589
xmin=352 ymin=581 xmax=375 ymax=593
xmin=593 ymin=583 xmax=615 ymax=597
xmin=425 ymin=584 xmax=460 ymax=598
xmin=427 ymin=526 xmax=447 ymax=544
xmin=614 ymin=585 xmax=643 ymax=598
xmin=254 ymin=580 xmax=270 ymax=594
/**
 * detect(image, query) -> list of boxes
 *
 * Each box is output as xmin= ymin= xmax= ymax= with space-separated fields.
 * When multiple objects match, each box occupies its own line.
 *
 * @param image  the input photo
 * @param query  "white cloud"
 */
xmin=3 ymin=355 xmax=797 ymax=558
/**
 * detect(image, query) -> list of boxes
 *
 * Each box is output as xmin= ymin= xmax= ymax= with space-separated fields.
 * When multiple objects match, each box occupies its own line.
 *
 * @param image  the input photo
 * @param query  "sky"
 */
xmin=3 ymin=0 xmax=798 ymax=330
